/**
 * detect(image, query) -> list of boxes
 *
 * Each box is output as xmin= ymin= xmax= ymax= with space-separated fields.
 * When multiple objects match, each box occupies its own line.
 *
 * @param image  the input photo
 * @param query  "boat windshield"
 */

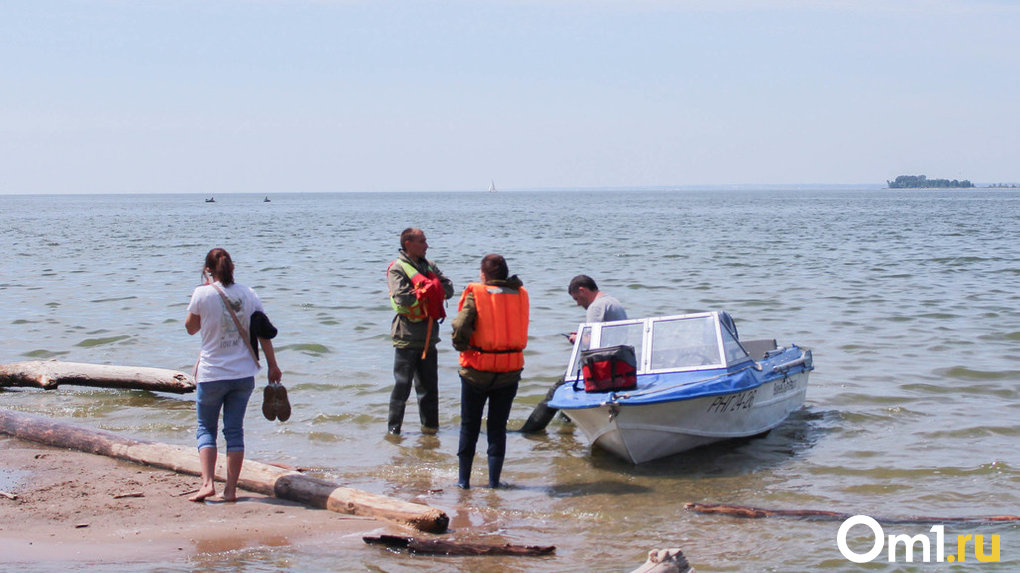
xmin=721 ymin=320 xmax=747 ymax=365
xmin=564 ymin=312 xmax=751 ymax=379
xmin=650 ymin=315 xmax=723 ymax=370
xmin=564 ymin=321 xmax=644 ymax=380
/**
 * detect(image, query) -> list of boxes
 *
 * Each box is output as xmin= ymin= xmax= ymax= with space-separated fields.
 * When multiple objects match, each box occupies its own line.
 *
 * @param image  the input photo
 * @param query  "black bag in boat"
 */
xmin=574 ymin=345 xmax=637 ymax=393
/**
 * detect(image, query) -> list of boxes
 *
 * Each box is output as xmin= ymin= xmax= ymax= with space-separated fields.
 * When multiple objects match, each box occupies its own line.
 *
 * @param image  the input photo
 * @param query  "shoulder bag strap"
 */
xmin=210 ymin=283 xmax=260 ymax=368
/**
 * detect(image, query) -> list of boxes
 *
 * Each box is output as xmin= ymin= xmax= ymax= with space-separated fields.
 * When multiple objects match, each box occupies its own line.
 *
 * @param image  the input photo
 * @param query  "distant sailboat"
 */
xmin=488 ymin=180 xmax=496 ymax=193
xmin=264 ymin=196 xmax=271 ymax=203
xmin=205 ymin=197 xmax=215 ymax=203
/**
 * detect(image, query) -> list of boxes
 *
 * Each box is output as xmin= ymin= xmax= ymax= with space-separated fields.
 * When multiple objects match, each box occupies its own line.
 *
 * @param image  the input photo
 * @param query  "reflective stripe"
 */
xmin=388 ymin=259 xmax=445 ymax=322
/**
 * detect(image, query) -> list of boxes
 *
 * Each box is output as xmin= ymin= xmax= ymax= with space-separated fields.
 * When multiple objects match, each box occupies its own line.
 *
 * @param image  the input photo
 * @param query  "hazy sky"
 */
xmin=2 ymin=1 xmax=1018 ymax=194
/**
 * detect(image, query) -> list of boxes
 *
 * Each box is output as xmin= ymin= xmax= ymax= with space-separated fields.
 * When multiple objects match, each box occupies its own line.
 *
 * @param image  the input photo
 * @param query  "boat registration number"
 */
xmin=772 ymin=377 xmax=798 ymax=397
xmin=706 ymin=390 xmax=756 ymax=414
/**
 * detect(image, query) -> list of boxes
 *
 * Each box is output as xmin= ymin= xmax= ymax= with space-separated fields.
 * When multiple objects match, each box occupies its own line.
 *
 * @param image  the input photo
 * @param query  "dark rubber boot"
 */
xmin=458 ymin=457 xmax=472 ymax=489
xmin=518 ymin=402 xmax=557 ymax=434
xmin=517 ymin=377 xmax=566 ymax=433
xmin=487 ymin=455 xmax=505 ymax=488
xmin=387 ymin=400 xmax=405 ymax=434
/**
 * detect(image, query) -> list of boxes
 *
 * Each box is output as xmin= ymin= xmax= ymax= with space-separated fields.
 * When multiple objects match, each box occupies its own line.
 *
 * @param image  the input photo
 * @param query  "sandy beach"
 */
xmin=0 ymin=437 xmax=394 ymax=566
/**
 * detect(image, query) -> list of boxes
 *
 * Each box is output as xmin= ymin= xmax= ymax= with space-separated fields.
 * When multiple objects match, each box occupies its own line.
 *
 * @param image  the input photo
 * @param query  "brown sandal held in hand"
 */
xmin=262 ymin=384 xmax=277 ymax=421
xmin=274 ymin=383 xmax=291 ymax=422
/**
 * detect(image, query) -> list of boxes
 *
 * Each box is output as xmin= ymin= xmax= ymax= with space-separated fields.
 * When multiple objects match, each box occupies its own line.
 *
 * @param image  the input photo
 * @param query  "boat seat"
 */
xmin=742 ymin=338 xmax=778 ymax=361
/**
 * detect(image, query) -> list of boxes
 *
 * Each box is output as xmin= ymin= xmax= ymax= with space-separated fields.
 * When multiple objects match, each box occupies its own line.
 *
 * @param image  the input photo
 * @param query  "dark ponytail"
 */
xmin=204 ymin=248 xmax=235 ymax=286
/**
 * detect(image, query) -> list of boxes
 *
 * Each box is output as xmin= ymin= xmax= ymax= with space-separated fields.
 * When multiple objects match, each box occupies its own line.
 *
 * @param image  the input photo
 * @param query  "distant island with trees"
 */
xmin=887 ymin=175 xmax=974 ymax=189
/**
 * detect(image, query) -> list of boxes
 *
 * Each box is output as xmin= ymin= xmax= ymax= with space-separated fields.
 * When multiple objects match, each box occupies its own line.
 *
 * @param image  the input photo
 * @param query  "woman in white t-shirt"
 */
xmin=185 ymin=248 xmax=282 ymax=502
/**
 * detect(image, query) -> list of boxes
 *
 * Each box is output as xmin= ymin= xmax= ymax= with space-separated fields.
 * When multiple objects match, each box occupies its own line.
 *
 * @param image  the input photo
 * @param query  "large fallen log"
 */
xmin=686 ymin=502 xmax=1020 ymax=524
xmin=363 ymin=535 xmax=555 ymax=556
xmin=0 ymin=409 xmax=449 ymax=533
xmin=0 ymin=361 xmax=195 ymax=394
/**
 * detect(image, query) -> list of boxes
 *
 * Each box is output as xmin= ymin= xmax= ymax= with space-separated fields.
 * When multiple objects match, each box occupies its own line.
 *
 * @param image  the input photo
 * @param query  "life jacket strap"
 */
xmin=468 ymin=346 xmax=524 ymax=354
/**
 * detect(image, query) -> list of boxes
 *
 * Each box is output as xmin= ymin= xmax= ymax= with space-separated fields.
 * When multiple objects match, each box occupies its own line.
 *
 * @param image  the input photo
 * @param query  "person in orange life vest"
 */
xmin=386 ymin=228 xmax=454 ymax=435
xmin=451 ymin=254 xmax=529 ymax=489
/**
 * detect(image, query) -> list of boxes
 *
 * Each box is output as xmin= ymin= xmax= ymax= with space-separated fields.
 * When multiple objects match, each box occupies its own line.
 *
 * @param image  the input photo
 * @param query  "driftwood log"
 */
xmin=630 ymin=548 xmax=693 ymax=573
xmin=0 ymin=409 xmax=449 ymax=533
xmin=0 ymin=361 xmax=195 ymax=394
xmin=363 ymin=535 xmax=555 ymax=556
xmin=686 ymin=502 xmax=1020 ymax=524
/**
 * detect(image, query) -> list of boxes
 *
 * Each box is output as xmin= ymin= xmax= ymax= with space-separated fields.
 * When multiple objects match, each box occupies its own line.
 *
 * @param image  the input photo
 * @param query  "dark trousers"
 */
xmin=457 ymin=377 xmax=519 ymax=486
xmin=389 ymin=346 xmax=440 ymax=431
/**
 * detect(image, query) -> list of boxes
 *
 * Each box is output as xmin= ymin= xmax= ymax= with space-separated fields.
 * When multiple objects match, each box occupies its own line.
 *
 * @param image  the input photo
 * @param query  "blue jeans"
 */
xmin=196 ymin=376 xmax=255 ymax=452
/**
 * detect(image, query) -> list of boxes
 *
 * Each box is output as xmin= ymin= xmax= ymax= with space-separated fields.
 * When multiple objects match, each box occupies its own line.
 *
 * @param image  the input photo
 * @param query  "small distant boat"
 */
xmin=263 ymin=196 xmax=271 ymax=203
xmin=548 ymin=311 xmax=813 ymax=464
xmin=205 ymin=197 xmax=215 ymax=203
xmin=488 ymin=180 xmax=497 ymax=193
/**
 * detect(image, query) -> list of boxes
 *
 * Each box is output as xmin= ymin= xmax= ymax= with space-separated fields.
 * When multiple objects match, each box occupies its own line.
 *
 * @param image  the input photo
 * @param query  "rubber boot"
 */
xmin=387 ymin=400 xmax=405 ymax=435
xmin=517 ymin=377 xmax=566 ymax=434
xmin=487 ymin=455 xmax=505 ymax=488
xmin=457 ymin=457 xmax=472 ymax=489
xmin=518 ymin=402 xmax=557 ymax=434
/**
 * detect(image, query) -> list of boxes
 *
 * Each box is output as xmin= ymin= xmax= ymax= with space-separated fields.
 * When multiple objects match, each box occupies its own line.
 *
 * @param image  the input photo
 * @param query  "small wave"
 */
xmin=279 ymin=343 xmax=331 ymax=355
xmin=309 ymin=413 xmax=348 ymax=424
xmin=841 ymin=483 xmax=915 ymax=495
xmin=920 ymin=425 xmax=1020 ymax=440
xmin=308 ymin=432 xmax=343 ymax=443
xmin=624 ymin=284 xmax=670 ymax=290
xmin=903 ymin=381 xmax=1017 ymax=399
xmin=75 ymin=335 xmax=132 ymax=347
xmin=21 ymin=349 xmax=70 ymax=358
xmin=89 ymin=296 xmax=138 ymax=303
xmin=935 ymin=366 xmax=1018 ymax=381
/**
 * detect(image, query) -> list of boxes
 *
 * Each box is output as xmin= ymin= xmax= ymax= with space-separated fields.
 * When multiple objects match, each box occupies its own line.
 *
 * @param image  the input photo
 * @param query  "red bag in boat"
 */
xmin=576 ymin=345 xmax=637 ymax=393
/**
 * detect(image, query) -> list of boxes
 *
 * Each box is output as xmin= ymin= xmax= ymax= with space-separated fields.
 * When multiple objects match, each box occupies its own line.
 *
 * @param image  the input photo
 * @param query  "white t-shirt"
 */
xmin=187 ymin=282 xmax=264 ymax=383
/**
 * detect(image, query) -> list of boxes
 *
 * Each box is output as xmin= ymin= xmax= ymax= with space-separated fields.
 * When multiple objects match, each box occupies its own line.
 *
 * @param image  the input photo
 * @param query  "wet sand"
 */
xmin=0 ymin=437 xmax=395 ymax=566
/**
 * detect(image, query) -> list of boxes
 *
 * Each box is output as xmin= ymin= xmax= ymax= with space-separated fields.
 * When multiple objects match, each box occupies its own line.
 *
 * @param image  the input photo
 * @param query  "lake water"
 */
xmin=2 ymin=188 xmax=1018 ymax=571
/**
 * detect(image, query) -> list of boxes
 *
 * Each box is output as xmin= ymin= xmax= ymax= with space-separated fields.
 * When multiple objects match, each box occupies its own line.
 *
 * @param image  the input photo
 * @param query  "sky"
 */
xmin=2 ymin=0 xmax=1018 ymax=194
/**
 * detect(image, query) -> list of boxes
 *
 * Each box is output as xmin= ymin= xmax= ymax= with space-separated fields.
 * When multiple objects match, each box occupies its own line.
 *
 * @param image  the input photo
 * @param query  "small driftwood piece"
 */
xmin=0 ymin=409 xmax=449 ymax=533
xmin=630 ymin=548 xmax=693 ymax=573
xmin=0 ymin=490 xmax=17 ymax=500
xmin=0 ymin=361 xmax=195 ymax=394
xmin=363 ymin=535 xmax=555 ymax=556
xmin=686 ymin=503 xmax=1020 ymax=524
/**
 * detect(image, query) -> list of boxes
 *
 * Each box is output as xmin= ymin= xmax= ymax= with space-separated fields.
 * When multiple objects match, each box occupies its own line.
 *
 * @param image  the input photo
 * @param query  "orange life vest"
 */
xmin=458 ymin=282 xmax=529 ymax=372
xmin=388 ymin=259 xmax=446 ymax=322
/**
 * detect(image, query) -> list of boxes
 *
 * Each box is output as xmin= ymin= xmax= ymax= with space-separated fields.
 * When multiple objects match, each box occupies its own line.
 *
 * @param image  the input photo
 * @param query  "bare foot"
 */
xmin=188 ymin=486 xmax=216 ymax=502
xmin=220 ymin=490 xmax=237 ymax=502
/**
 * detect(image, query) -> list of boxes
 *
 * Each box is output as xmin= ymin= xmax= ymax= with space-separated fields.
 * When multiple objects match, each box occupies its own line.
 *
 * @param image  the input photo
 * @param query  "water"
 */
xmin=2 ymin=188 xmax=1019 ymax=571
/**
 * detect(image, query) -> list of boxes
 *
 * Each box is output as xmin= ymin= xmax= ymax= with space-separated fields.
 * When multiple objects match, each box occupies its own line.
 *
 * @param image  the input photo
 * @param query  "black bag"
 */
xmin=574 ymin=345 xmax=637 ymax=393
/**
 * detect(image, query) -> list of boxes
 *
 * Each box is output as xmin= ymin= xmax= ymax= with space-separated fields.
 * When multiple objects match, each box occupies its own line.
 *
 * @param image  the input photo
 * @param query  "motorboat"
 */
xmin=547 ymin=311 xmax=813 ymax=464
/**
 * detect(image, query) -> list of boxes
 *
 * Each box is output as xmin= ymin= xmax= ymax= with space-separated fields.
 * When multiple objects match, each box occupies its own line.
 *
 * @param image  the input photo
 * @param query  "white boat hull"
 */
xmin=562 ymin=370 xmax=810 ymax=464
